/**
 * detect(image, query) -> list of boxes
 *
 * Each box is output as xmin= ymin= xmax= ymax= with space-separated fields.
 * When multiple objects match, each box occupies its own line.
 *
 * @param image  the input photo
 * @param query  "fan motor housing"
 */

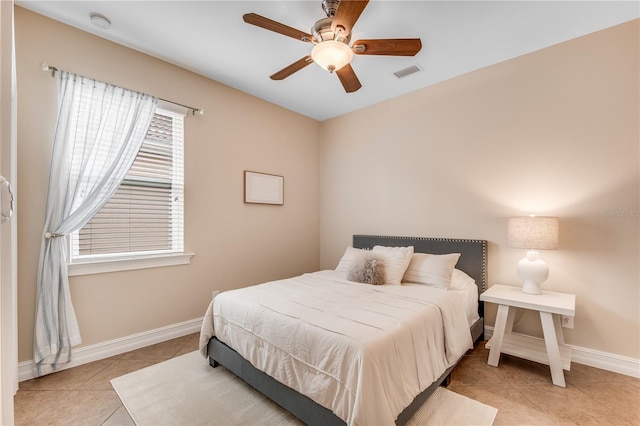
xmin=311 ymin=17 xmax=351 ymax=44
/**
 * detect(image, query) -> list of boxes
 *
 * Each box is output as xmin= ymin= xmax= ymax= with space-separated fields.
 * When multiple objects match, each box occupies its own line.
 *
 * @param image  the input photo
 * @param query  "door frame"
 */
xmin=1 ymin=1 xmax=18 ymax=424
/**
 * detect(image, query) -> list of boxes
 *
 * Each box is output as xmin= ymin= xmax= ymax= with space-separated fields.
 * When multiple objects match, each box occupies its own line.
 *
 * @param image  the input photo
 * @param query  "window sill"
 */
xmin=68 ymin=252 xmax=194 ymax=276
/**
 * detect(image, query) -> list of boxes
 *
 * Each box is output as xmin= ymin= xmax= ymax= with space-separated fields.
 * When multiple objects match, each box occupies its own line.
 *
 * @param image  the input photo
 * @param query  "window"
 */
xmin=69 ymin=102 xmax=192 ymax=275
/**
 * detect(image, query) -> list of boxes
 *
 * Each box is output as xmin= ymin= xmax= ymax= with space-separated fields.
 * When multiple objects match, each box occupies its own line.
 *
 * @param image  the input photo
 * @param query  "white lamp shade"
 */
xmin=311 ymin=40 xmax=353 ymax=72
xmin=507 ymin=216 xmax=559 ymax=250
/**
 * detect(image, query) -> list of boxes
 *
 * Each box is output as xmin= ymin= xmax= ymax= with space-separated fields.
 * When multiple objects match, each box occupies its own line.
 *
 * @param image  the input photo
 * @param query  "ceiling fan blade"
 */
xmin=270 ymin=56 xmax=314 ymax=80
xmin=243 ymin=13 xmax=313 ymax=42
xmin=352 ymin=39 xmax=422 ymax=56
xmin=336 ymin=64 xmax=362 ymax=93
xmin=331 ymin=0 xmax=369 ymax=36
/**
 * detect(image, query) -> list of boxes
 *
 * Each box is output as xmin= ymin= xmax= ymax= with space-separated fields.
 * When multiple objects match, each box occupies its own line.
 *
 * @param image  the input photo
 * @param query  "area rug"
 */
xmin=111 ymin=351 xmax=497 ymax=425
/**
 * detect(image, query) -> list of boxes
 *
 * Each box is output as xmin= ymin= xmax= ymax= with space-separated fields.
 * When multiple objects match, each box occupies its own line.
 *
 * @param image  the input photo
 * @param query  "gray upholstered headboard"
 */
xmin=352 ymin=235 xmax=487 ymax=311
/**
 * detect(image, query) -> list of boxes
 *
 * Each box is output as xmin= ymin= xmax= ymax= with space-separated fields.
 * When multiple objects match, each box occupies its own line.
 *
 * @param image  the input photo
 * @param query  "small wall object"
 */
xmin=244 ymin=171 xmax=284 ymax=205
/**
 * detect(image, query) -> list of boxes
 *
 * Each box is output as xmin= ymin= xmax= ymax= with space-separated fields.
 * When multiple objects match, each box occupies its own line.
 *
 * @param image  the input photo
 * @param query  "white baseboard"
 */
xmin=19 ymin=317 xmax=203 ymax=382
xmin=484 ymin=326 xmax=640 ymax=378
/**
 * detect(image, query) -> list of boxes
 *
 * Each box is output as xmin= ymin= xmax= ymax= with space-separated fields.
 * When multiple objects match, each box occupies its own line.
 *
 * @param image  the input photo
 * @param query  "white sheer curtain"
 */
xmin=34 ymin=71 xmax=157 ymax=376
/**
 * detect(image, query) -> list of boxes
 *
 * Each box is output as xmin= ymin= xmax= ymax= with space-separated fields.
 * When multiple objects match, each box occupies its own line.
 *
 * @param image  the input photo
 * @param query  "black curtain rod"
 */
xmin=40 ymin=62 xmax=204 ymax=115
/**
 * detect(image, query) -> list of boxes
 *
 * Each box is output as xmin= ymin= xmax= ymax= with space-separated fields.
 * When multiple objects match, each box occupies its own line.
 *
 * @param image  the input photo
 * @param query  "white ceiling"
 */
xmin=16 ymin=1 xmax=639 ymax=121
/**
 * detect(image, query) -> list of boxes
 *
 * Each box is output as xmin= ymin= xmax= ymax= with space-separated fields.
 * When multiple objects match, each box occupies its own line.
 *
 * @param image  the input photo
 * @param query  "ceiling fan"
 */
xmin=243 ymin=0 xmax=422 ymax=93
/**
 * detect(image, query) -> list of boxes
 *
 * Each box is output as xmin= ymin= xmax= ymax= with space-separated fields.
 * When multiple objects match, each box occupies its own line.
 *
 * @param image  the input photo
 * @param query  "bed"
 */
xmin=200 ymin=235 xmax=487 ymax=426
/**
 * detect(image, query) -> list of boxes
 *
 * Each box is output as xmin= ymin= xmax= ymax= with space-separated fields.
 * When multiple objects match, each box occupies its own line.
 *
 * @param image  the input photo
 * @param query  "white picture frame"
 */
xmin=244 ymin=171 xmax=284 ymax=205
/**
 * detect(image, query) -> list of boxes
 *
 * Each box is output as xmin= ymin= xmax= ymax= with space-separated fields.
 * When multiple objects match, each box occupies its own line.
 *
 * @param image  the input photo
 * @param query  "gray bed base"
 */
xmin=207 ymin=235 xmax=487 ymax=426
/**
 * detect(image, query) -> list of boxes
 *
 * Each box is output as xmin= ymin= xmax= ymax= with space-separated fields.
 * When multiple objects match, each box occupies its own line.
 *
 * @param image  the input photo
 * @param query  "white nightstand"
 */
xmin=480 ymin=284 xmax=576 ymax=387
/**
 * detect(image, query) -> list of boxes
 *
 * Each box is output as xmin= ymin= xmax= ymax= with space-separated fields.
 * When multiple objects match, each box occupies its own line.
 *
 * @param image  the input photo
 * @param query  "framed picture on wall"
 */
xmin=244 ymin=171 xmax=284 ymax=205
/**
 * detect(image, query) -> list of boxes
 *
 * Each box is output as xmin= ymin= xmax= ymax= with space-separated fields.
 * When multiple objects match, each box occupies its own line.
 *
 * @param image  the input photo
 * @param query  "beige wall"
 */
xmin=15 ymin=8 xmax=320 ymax=363
xmin=319 ymin=20 xmax=639 ymax=359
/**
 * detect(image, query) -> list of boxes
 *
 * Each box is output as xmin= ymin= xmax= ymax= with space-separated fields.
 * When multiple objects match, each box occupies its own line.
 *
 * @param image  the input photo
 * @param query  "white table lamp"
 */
xmin=507 ymin=215 xmax=559 ymax=295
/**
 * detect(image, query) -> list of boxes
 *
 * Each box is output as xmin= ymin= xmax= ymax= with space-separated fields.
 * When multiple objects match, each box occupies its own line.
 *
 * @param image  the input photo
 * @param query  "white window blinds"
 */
xmin=71 ymin=105 xmax=185 ymax=261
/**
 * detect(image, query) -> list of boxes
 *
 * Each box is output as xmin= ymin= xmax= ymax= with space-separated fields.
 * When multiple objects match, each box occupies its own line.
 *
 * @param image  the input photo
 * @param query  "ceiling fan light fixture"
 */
xmin=311 ymin=40 xmax=353 ymax=73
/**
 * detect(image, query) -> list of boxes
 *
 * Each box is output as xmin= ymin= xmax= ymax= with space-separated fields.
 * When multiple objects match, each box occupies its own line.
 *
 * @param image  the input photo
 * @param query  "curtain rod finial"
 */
xmin=40 ymin=62 xmax=58 ymax=77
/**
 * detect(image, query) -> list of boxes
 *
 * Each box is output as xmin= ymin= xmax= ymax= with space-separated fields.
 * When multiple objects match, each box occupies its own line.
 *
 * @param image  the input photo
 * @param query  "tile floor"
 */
xmin=450 ymin=342 xmax=640 ymax=426
xmin=14 ymin=333 xmax=198 ymax=426
xmin=14 ymin=334 xmax=640 ymax=425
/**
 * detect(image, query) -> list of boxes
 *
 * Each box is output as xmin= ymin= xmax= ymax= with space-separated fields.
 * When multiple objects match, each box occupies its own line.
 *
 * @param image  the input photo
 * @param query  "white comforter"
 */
xmin=199 ymin=270 xmax=473 ymax=426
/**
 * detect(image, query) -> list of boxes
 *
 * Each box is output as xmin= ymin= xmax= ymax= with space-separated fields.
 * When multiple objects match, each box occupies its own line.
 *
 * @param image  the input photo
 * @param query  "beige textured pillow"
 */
xmin=371 ymin=245 xmax=414 ymax=285
xmin=402 ymin=253 xmax=461 ymax=289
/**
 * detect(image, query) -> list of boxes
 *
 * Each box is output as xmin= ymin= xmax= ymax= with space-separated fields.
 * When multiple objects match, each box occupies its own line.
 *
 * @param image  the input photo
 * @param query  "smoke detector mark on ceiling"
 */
xmin=394 ymin=64 xmax=422 ymax=79
xmin=90 ymin=13 xmax=111 ymax=30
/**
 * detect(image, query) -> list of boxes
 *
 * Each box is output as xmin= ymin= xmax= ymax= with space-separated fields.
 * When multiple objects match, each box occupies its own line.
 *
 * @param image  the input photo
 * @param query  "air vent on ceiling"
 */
xmin=394 ymin=64 xmax=422 ymax=79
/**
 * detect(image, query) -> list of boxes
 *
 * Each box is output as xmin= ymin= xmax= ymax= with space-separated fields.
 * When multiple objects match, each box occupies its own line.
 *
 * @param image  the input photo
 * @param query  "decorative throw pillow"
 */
xmin=402 ymin=252 xmax=461 ymax=289
xmin=348 ymin=253 xmax=386 ymax=285
xmin=371 ymin=245 xmax=414 ymax=285
xmin=335 ymin=246 xmax=367 ymax=273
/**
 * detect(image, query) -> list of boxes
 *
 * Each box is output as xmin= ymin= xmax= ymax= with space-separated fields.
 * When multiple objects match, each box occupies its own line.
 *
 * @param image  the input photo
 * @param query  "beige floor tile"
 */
xmin=25 ymin=390 xmax=121 ymax=426
xmin=491 ymin=354 xmax=553 ymax=385
xmin=449 ymin=352 xmax=503 ymax=386
xmin=18 ymin=358 xmax=116 ymax=391
xmin=111 ymin=337 xmax=189 ymax=362
xmin=573 ymin=381 xmax=640 ymax=425
xmin=14 ymin=390 xmax=65 ymax=425
xmin=79 ymin=358 xmax=161 ymax=390
xmin=172 ymin=332 xmax=199 ymax=348
xmin=101 ymin=405 xmax=135 ymax=426
xmin=172 ymin=332 xmax=200 ymax=356
xmin=518 ymin=382 xmax=624 ymax=426
xmin=464 ymin=339 xmax=490 ymax=356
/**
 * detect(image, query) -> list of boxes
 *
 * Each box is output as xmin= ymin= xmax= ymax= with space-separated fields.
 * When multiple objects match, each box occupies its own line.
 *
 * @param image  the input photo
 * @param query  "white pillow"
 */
xmin=450 ymin=268 xmax=476 ymax=290
xmin=402 ymin=253 xmax=461 ymax=289
xmin=371 ymin=245 xmax=414 ymax=285
xmin=335 ymin=246 xmax=367 ymax=273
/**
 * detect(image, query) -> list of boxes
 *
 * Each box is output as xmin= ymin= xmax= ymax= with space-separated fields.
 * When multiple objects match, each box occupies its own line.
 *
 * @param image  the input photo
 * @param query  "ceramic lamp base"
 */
xmin=516 ymin=250 xmax=549 ymax=295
